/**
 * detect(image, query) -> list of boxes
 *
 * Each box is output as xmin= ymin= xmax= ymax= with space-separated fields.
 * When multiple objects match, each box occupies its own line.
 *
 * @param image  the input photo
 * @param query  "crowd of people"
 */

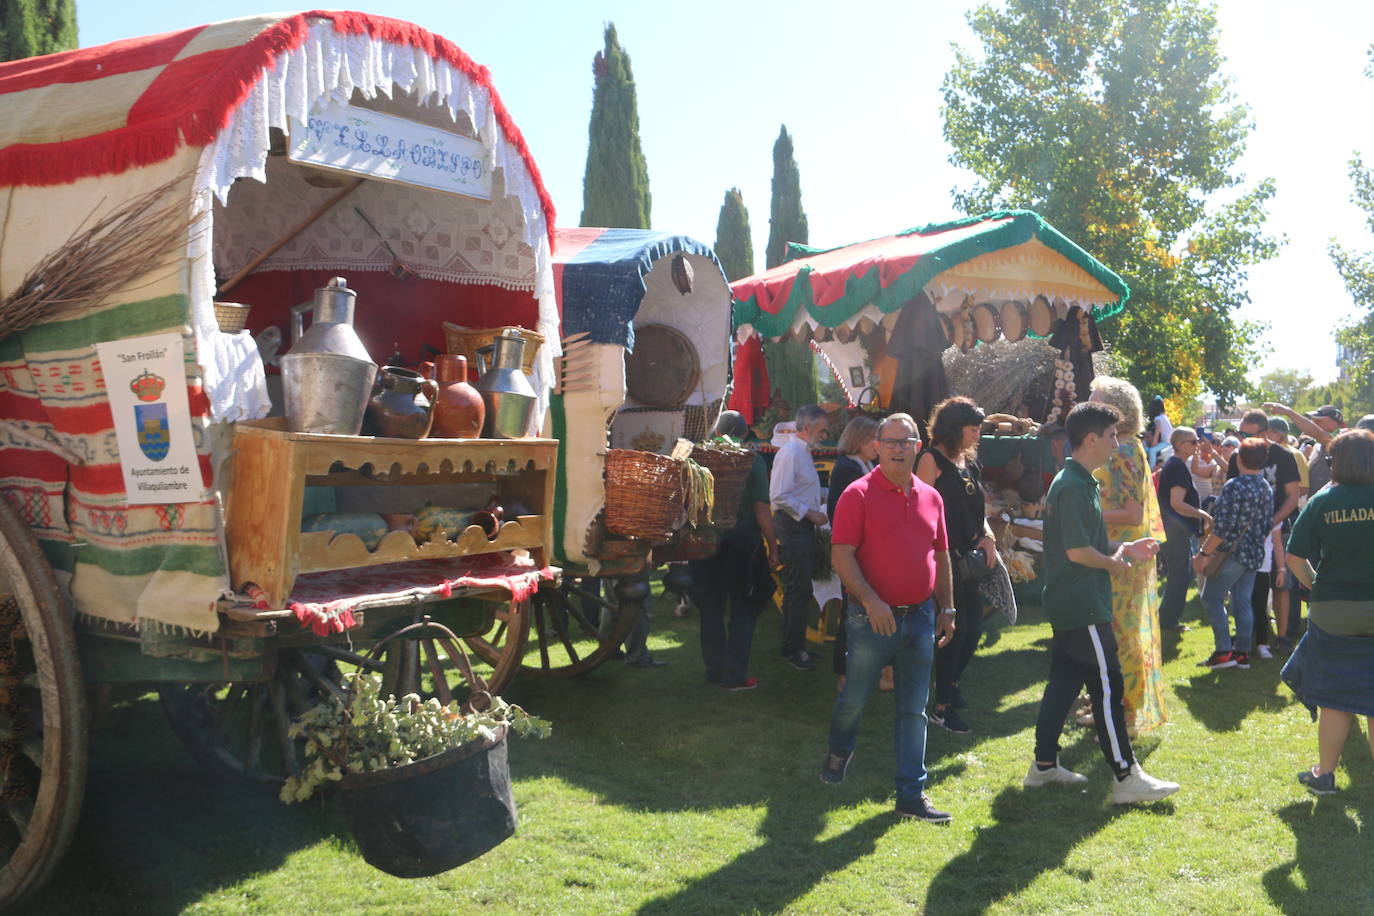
xmin=654 ymin=384 xmax=1374 ymax=823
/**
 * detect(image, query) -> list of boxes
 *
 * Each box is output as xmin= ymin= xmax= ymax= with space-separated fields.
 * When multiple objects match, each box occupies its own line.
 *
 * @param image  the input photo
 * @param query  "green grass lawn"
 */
xmin=25 ymin=591 xmax=1374 ymax=915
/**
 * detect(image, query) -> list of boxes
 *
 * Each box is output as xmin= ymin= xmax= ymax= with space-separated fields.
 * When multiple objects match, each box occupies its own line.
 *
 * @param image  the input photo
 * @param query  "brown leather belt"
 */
xmin=889 ymin=603 xmax=926 ymax=617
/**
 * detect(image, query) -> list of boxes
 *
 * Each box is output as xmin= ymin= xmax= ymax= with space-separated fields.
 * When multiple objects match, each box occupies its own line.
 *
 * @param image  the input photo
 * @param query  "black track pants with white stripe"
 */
xmin=1033 ymin=620 xmax=1136 ymax=778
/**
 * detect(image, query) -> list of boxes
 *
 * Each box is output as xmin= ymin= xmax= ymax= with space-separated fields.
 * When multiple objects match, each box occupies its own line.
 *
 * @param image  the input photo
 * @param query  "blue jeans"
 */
xmin=1159 ymin=518 xmax=1196 ymax=628
xmin=827 ymin=598 xmax=935 ymax=804
xmin=1200 ymin=555 xmax=1256 ymax=653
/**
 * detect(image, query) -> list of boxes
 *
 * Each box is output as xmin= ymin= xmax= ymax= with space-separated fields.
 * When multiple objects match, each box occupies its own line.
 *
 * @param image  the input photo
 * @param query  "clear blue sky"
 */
xmin=77 ymin=1 xmax=1374 ymax=389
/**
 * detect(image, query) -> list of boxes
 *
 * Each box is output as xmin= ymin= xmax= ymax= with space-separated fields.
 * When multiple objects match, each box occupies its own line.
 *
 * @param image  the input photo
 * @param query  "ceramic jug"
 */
xmin=366 ymin=366 xmax=436 ymax=438
xmin=430 ymin=355 xmax=485 ymax=439
xmin=280 ymin=277 xmax=377 ymax=434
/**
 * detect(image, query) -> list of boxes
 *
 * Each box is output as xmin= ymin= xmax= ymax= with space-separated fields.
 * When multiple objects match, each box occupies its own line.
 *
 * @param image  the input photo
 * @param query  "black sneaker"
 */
xmin=896 ymin=793 xmax=951 ymax=824
xmin=787 ymin=650 xmax=816 ymax=671
xmin=820 ymin=749 xmax=853 ymax=785
xmin=934 ymin=707 xmax=972 ymax=734
xmin=1297 ymin=767 xmax=1338 ymax=796
xmin=1199 ymin=650 xmax=1237 ymax=669
xmin=1232 ymin=652 xmax=1250 ymax=669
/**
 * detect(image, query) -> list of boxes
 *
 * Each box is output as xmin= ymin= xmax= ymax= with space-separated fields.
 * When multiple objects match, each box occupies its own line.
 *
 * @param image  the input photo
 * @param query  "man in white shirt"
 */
xmin=770 ymin=404 xmax=830 ymax=670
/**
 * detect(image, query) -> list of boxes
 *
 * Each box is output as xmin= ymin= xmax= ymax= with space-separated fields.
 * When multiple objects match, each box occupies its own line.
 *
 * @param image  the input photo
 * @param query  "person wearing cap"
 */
xmin=1264 ymin=402 xmax=1345 ymax=494
xmin=1358 ymin=415 xmax=1374 ymax=433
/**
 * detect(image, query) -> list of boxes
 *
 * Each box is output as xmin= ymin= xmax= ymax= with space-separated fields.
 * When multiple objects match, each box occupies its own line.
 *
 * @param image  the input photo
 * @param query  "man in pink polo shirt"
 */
xmin=820 ymin=413 xmax=958 ymax=824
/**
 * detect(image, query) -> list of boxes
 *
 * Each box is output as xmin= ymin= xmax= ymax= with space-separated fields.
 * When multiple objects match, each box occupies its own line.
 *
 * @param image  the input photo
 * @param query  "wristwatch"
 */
xmin=940 ymin=608 xmax=957 ymax=616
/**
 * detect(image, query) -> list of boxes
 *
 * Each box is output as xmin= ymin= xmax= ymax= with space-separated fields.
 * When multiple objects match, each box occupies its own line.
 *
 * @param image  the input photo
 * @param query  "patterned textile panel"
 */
xmin=0 ymin=293 xmax=227 ymax=632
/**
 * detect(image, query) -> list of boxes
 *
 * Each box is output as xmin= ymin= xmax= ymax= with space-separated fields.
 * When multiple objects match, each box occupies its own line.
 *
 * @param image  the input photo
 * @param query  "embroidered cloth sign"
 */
xmin=95 ymin=333 xmax=203 ymax=505
xmin=287 ymin=99 xmax=492 ymax=200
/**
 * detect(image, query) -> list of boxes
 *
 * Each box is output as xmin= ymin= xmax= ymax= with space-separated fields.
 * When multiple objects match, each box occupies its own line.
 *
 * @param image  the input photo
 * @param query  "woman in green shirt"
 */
xmin=1282 ymin=429 xmax=1374 ymax=795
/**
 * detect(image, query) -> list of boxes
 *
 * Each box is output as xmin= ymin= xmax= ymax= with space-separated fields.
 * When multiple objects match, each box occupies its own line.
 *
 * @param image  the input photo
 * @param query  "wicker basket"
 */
xmin=604 ymin=449 xmax=684 ymax=540
xmin=442 ymin=323 xmax=544 ymax=375
xmin=689 ymin=445 xmax=755 ymax=527
xmin=213 ymin=301 xmax=252 ymax=333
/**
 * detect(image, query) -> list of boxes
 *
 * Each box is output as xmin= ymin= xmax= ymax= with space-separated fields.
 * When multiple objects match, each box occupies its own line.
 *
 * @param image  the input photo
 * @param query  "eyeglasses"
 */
xmin=878 ymin=437 xmax=919 ymax=448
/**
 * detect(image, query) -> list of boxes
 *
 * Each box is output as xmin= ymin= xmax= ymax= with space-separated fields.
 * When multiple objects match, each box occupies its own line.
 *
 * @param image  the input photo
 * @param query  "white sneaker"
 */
xmin=1256 ymin=644 xmax=1274 ymax=659
xmin=1023 ymin=761 xmax=1089 ymax=787
xmin=1111 ymin=763 xmax=1180 ymax=804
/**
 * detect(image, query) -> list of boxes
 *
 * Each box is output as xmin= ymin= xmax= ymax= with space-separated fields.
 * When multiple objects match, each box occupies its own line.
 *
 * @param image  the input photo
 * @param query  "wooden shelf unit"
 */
xmin=226 ymin=418 xmax=557 ymax=609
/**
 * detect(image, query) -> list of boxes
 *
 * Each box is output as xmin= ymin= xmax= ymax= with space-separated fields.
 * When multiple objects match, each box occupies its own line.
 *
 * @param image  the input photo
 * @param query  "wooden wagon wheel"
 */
xmin=0 ymin=496 xmax=88 ymax=910
xmin=469 ymin=577 xmax=642 ymax=677
xmin=159 ymin=598 xmax=531 ymax=793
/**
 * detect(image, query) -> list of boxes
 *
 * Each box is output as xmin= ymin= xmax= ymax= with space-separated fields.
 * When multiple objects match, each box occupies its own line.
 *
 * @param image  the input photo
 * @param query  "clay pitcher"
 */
xmin=366 ymin=366 xmax=436 ymax=438
xmin=430 ymin=355 xmax=485 ymax=439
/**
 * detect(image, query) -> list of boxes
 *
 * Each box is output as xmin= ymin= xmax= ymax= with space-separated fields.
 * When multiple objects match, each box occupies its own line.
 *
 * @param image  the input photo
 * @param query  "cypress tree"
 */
xmin=1 ymin=0 xmax=77 ymax=62
xmin=765 ymin=125 xmax=808 ymax=269
xmin=580 ymin=23 xmax=651 ymax=229
xmin=713 ymin=188 xmax=753 ymax=282
xmin=762 ymin=126 xmax=817 ymax=410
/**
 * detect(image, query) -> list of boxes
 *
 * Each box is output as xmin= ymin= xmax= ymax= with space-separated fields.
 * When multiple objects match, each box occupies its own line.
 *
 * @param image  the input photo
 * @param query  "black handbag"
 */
xmin=954 ymin=547 xmax=997 ymax=581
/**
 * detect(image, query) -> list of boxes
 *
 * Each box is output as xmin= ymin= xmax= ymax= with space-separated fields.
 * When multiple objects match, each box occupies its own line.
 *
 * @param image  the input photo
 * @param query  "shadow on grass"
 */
xmin=1263 ymin=794 xmax=1374 ymax=913
xmin=924 ymin=785 xmax=1174 ymax=915
xmin=636 ymin=796 xmax=892 ymax=915
xmin=1173 ymin=659 xmax=1291 ymax=732
xmin=21 ymin=698 xmax=343 ymax=916
xmin=1264 ymin=732 xmax=1374 ymax=914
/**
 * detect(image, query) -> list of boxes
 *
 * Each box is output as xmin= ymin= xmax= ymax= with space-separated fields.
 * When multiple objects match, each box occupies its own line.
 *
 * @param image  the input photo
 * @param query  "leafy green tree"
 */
xmin=1256 ymin=368 xmax=1315 ymax=409
xmin=580 ymin=23 xmax=650 ymax=229
xmin=1297 ymin=378 xmax=1371 ymax=421
xmin=1327 ymin=46 xmax=1374 ymax=415
xmin=942 ymin=0 xmax=1281 ymax=407
xmin=1 ymin=0 xmax=76 ymax=61
xmin=765 ymin=126 xmax=808 ymax=270
xmin=714 ymin=188 xmax=754 ymax=282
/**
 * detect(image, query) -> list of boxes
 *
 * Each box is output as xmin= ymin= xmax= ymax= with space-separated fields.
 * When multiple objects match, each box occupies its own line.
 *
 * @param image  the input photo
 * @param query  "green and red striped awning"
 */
xmin=731 ymin=210 xmax=1129 ymax=340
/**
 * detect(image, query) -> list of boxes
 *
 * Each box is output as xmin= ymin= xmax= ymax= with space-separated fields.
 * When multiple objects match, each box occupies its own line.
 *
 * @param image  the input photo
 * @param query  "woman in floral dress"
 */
xmin=1087 ymin=376 xmax=1168 ymax=734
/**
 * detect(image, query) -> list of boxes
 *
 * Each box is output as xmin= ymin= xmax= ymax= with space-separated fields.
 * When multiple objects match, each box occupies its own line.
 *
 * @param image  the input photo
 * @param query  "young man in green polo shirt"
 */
xmin=1024 ymin=401 xmax=1181 ymax=804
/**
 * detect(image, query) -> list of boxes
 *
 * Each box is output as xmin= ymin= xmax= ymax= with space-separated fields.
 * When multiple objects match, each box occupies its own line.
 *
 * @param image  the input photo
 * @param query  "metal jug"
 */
xmin=280 ymin=277 xmax=378 ymax=434
xmin=473 ymin=329 xmax=537 ymax=439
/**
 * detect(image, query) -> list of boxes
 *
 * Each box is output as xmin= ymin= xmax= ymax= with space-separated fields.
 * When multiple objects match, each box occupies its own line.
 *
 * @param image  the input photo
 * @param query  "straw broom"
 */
xmin=0 ymin=176 xmax=197 ymax=340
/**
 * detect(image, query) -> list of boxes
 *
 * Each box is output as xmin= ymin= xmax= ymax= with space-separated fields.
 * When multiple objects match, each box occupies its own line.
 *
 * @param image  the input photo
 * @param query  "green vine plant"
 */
xmin=280 ymin=671 xmax=552 ymax=803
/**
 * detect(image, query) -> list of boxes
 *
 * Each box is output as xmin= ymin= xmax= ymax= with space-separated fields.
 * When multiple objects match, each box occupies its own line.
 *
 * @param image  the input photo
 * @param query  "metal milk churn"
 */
xmin=280 ymin=277 xmax=378 ymax=435
xmin=473 ymin=329 xmax=537 ymax=438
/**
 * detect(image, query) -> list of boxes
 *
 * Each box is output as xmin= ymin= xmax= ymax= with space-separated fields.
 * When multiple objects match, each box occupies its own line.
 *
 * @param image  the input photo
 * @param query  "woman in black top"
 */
xmin=827 ymin=415 xmax=881 ymax=684
xmin=917 ymin=396 xmax=996 ymax=734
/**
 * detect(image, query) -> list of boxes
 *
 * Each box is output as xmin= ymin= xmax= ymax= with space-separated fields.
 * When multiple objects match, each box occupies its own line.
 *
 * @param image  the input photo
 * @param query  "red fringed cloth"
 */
xmin=726 ymin=334 xmax=770 ymax=425
xmin=245 ymin=556 xmax=557 ymax=636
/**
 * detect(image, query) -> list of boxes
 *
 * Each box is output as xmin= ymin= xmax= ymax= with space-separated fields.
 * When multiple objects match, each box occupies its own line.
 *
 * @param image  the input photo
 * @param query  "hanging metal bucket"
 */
xmin=338 ymin=724 xmax=516 ymax=878
xmin=336 ymin=619 xmax=517 ymax=878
